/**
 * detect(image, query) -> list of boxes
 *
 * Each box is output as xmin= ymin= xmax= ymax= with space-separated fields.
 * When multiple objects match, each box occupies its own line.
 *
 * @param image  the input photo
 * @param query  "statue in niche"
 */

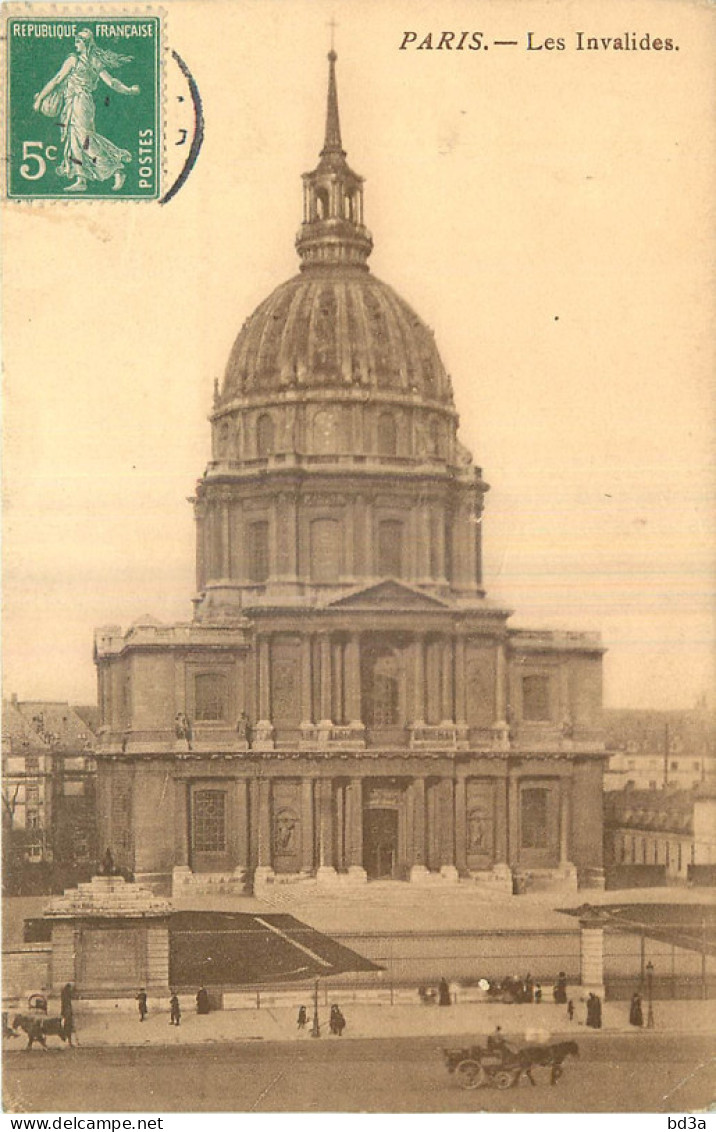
xmin=274 ymin=809 xmax=299 ymax=853
xmin=467 ymin=808 xmax=488 ymax=852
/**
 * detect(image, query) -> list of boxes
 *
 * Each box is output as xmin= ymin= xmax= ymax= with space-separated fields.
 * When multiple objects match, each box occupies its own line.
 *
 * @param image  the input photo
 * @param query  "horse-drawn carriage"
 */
xmin=443 ymin=1039 xmax=579 ymax=1089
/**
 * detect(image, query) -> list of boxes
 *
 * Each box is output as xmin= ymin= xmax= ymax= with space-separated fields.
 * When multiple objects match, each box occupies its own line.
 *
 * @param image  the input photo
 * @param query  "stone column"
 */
xmin=173 ymin=779 xmax=189 ymax=868
xmin=249 ymin=778 xmax=259 ymax=866
xmin=318 ymin=636 xmax=333 ymax=727
xmin=316 ymin=778 xmax=337 ymax=881
xmin=343 ymin=502 xmax=355 ymax=582
xmin=285 ymin=493 xmax=299 ymax=580
xmin=410 ymin=777 xmax=429 ymax=882
xmin=559 ymin=779 xmax=571 ymax=866
xmin=254 ymin=777 xmax=274 ymax=883
xmin=579 ymin=912 xmax=606 ymax=999
xmin=344 ymin=634 xmax=362 ymax=728
xmin=440 ymin=639 xmax=454 ymax=724
xmin=300 ymin=635 xmax=313 ymax=729
xmin=493 ymin=638 xmax=504 ymax=724
xmin=412 ymin=635 xmax=426 ymax=724
xmin=258 ymin=636 xmax=271 ymax=724
xmin=454 ymin=635 xmax=467 ymax=725
xmin=332 ymin=640 xmax=344 ymax=725
xmin=222 ymin=501 xmax=231 ymax=578
xmin=345 ymin=778 xmax=366 ymax=880
xmin=507 ymin=772 xmax=521 ymax=869
xmin=267 ymin=500 xmax=278 ymax=581
xmin=195 ymin=509 xmax=206 ymax=592
xmin=439 ymin=778 xmax=458 ymax=881
xmin=455 ymin=777 xmax=467 ymax=874
xmin=417 ymin=502 xmax=431 ymax=582
xmin=301 ymin=778 xmax=314 ymax=872
xmin=335 ymin=782 xmax=345 ymax=870
xmin=230 ymin=779 xmax=249 ymax=875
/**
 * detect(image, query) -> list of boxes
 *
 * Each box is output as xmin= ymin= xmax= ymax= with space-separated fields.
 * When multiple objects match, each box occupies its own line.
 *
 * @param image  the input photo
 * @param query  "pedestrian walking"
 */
xmin=629 ymin=992 xmax=643 ymax=1028
xmin=553 ymin=971 xmax=568 ymax=1005
xmin=136 ymin=988 xmax=148 ymax=1022
xmin=534 ymin=984 xmax=542 ymax=1004
xmin=329 ymin=1004 xmax=346 ymax=1036
xmin=297 ymin=1005 xmax=308 ymax=1030
xmin=60 ymin=982 xmax=76 ymax=1047
xmin=567 ymin=999 xmax=574 ymax=1022
xmin=196 ymin=987 xmax=210 ymax=1015
xmin=438 ymin=977 xmax=451 ymax=1006
xmin=169 ymin=991 xmax=181 ymax=1026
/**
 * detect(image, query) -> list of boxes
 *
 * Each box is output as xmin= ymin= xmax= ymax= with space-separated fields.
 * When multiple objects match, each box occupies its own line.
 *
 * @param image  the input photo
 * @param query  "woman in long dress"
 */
xmin=32 ymin=28 xmax=139 ymax=191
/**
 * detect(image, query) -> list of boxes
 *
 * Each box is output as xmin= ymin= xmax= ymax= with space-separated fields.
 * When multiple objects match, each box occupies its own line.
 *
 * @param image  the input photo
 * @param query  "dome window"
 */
xmin=313 ymin=409 xmax=339 ymax=453
xmin=257 ymin=413 xmax=275 ymax=457
xmin=311 ymin=518 xmax=341 ymax=582
xmin=377 ymin=412 xmax=397 ymax=456
xmin=378 ymin=519 xmax=403 ymax=578
xmin=194 ymin=673 xmax=229 ymax=722
xmin=248 ymin=521 xmax=269 ymax=583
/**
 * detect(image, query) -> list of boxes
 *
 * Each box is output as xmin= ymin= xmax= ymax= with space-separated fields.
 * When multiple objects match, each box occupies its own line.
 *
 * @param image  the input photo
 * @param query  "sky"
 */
xmin=2 ymin=0 xmax=714 ymax=710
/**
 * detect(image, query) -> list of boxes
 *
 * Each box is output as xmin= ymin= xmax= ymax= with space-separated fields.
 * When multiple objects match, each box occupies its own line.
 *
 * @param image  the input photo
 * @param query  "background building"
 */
xmin=94 ymin=54 xmax=606 ymax=897
xmin=2 ymin=697 xmax=97 ymax=891
xmin=603 ymin=707 xmax=716 ymax=791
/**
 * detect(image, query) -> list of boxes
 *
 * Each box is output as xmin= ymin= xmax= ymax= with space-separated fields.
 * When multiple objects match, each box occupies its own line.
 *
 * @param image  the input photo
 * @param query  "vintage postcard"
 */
xmin=2 ymin=0 xmax=714 ymax=1120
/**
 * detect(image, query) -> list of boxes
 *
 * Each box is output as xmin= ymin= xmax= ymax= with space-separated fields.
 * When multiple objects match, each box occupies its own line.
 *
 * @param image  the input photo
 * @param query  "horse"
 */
xmin=517 ymin=1040 xmax=579 ymax=1086
xmin=11 ymin=1014 xmax=69 ymax=1050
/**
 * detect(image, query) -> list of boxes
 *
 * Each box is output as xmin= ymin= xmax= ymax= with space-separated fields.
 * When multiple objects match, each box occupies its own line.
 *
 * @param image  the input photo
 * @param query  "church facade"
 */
xmin=94 ymin=54 xmax=606 ymax=896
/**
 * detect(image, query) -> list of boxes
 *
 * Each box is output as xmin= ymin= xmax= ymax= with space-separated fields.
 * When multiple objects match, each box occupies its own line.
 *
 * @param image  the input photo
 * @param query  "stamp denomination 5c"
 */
xmin=6 ymin=14 xmax=161 ymax=199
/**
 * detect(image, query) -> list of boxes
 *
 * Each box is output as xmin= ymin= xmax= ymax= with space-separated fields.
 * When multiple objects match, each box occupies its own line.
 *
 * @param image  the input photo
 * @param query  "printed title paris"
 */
xmin=399 ymin=31 xmax=679 ymax=52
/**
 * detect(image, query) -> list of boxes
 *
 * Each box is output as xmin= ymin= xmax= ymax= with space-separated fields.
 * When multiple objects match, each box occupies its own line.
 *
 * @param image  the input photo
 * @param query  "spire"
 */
xmin=296 ymin=51 xmax=373 ymax=270
xmin=321 ymin=50 xmax=345 ymax=158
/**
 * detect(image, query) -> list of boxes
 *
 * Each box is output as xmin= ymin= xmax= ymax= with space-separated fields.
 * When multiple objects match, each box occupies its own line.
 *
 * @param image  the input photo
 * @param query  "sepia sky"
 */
xmin=2 ymin=0 xmax=714 ymax=710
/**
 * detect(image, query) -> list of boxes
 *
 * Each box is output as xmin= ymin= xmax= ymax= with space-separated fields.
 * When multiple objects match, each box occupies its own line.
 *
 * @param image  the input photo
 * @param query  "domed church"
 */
xmin=95 ymin=54 xmax=606 ymax=896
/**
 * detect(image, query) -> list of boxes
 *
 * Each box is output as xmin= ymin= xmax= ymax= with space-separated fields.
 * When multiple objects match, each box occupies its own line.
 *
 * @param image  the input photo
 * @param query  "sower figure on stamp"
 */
xmin=32 ymin=28 xmax=139 ymax=193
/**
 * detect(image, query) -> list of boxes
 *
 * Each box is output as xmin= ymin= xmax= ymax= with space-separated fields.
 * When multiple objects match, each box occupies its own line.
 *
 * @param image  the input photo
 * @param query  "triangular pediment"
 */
xmin=328 ymin=580 xmax=450 ymax=610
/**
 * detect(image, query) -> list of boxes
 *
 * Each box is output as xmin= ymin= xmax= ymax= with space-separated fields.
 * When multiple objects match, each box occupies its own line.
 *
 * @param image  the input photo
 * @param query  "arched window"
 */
xmin=311 ymin=518 xmax=341 ymax=582
xmin=428 ymin=418 xmax=440 ymax=456
xmin=377 ymin=413 xmax=397 ymax=456
xmin=248 ymin=521 xmax=269 ymax=582
xmin=195 ymin=673 xmax=229 ymax=722
xmin=257 ymin=413 xmax=275 ymax=457
xmin=344 ymin=191 xmax=355 ymax=221
xmin=314 ymin=187 xmax=330 ymax=220
xmin=312 ymin=409 xmax=338 ymax=454
xmin=378 ymin=519 xmax=403 ymax=577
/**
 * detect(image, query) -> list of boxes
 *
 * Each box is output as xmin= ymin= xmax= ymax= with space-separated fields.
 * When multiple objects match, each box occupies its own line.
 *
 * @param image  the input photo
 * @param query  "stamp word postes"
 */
xmin=6 ymin=15 xmax=161 ymax=200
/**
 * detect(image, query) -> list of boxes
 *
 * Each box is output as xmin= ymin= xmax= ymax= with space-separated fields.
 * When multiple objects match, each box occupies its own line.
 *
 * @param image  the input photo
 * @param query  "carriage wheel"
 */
xmin=455 ymin=1060 xmax=487 ymax=1089
xmin=494 ymin=1069 xmax=520 ymax=1091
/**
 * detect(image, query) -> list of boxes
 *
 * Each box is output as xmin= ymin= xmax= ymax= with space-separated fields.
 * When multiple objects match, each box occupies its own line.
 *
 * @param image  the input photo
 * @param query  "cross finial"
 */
xmin=327 ymin=16 xmax=338 ymax=53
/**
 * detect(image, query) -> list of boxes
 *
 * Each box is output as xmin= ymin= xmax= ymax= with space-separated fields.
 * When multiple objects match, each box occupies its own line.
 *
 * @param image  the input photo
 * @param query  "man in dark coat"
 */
xmin=629 ymin=992 xmax=643 ymax=1027
xmin=438 ymin=977 xmax=451 ymax=1006
xmin=169 ymin=991 xmax=181 ymax=1026
xmin=196 ymin=987 xmax=210 ymax=1015
xmin=60 ymin=983 xmax=75 ymax=1046
xmin=136 ymin=988 xmax=148 ymax=1022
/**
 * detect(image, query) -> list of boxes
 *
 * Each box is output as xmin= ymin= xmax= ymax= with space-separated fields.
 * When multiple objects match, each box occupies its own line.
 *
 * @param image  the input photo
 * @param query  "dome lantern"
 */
xmin=296 ymin=51 xmax=373 ymax=270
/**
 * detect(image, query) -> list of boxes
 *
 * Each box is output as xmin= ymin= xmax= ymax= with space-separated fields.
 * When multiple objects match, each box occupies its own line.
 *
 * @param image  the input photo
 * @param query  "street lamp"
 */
xmin=311 ymin=978 xmax=321 ymax=1038
xmin=645 ymin=961 xmax=655 ymax=1029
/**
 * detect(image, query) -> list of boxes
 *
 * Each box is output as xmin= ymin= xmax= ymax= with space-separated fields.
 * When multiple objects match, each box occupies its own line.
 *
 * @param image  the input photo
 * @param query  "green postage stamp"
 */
xmin=6 ymin=15 xmax=161 ymax=199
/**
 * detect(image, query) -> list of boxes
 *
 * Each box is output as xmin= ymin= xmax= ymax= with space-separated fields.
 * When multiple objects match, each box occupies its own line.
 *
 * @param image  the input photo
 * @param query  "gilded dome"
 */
xmin=220 ymin=268 xmax=453 ymax=405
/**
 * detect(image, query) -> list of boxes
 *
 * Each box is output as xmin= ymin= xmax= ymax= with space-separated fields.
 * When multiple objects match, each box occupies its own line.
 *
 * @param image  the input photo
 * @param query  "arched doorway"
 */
xmin=363 ymin=809 xmax=399 ymax=878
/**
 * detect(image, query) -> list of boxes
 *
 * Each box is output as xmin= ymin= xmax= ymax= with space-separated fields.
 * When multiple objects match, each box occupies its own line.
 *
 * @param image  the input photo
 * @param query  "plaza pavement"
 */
xmin=4 ymin=998 xmax=714 ymax=1051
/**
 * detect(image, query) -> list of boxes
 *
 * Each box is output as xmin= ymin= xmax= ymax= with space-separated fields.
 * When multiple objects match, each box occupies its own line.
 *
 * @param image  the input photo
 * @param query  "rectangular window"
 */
xmin=192 ymin=790 xmax=226 ymax=853
xmin=377 ymin=520 xmax=403 ymax=578
xmin=522 ymin=675 xmax=551 ymax=722
xmin=195 ymin=673 xmax=228 ymax=722
xmin=670 ymin=760 xmax=679 ymax=770
xmin=520 ymin=787 xmax=548 ymax=849
xmin=248 ymin=521 xmax=269 ymax=583
xmin=25 ymin=756 xmax=39 ymax=774
xmin=25 ymin=783 xmax=40 ymax=805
